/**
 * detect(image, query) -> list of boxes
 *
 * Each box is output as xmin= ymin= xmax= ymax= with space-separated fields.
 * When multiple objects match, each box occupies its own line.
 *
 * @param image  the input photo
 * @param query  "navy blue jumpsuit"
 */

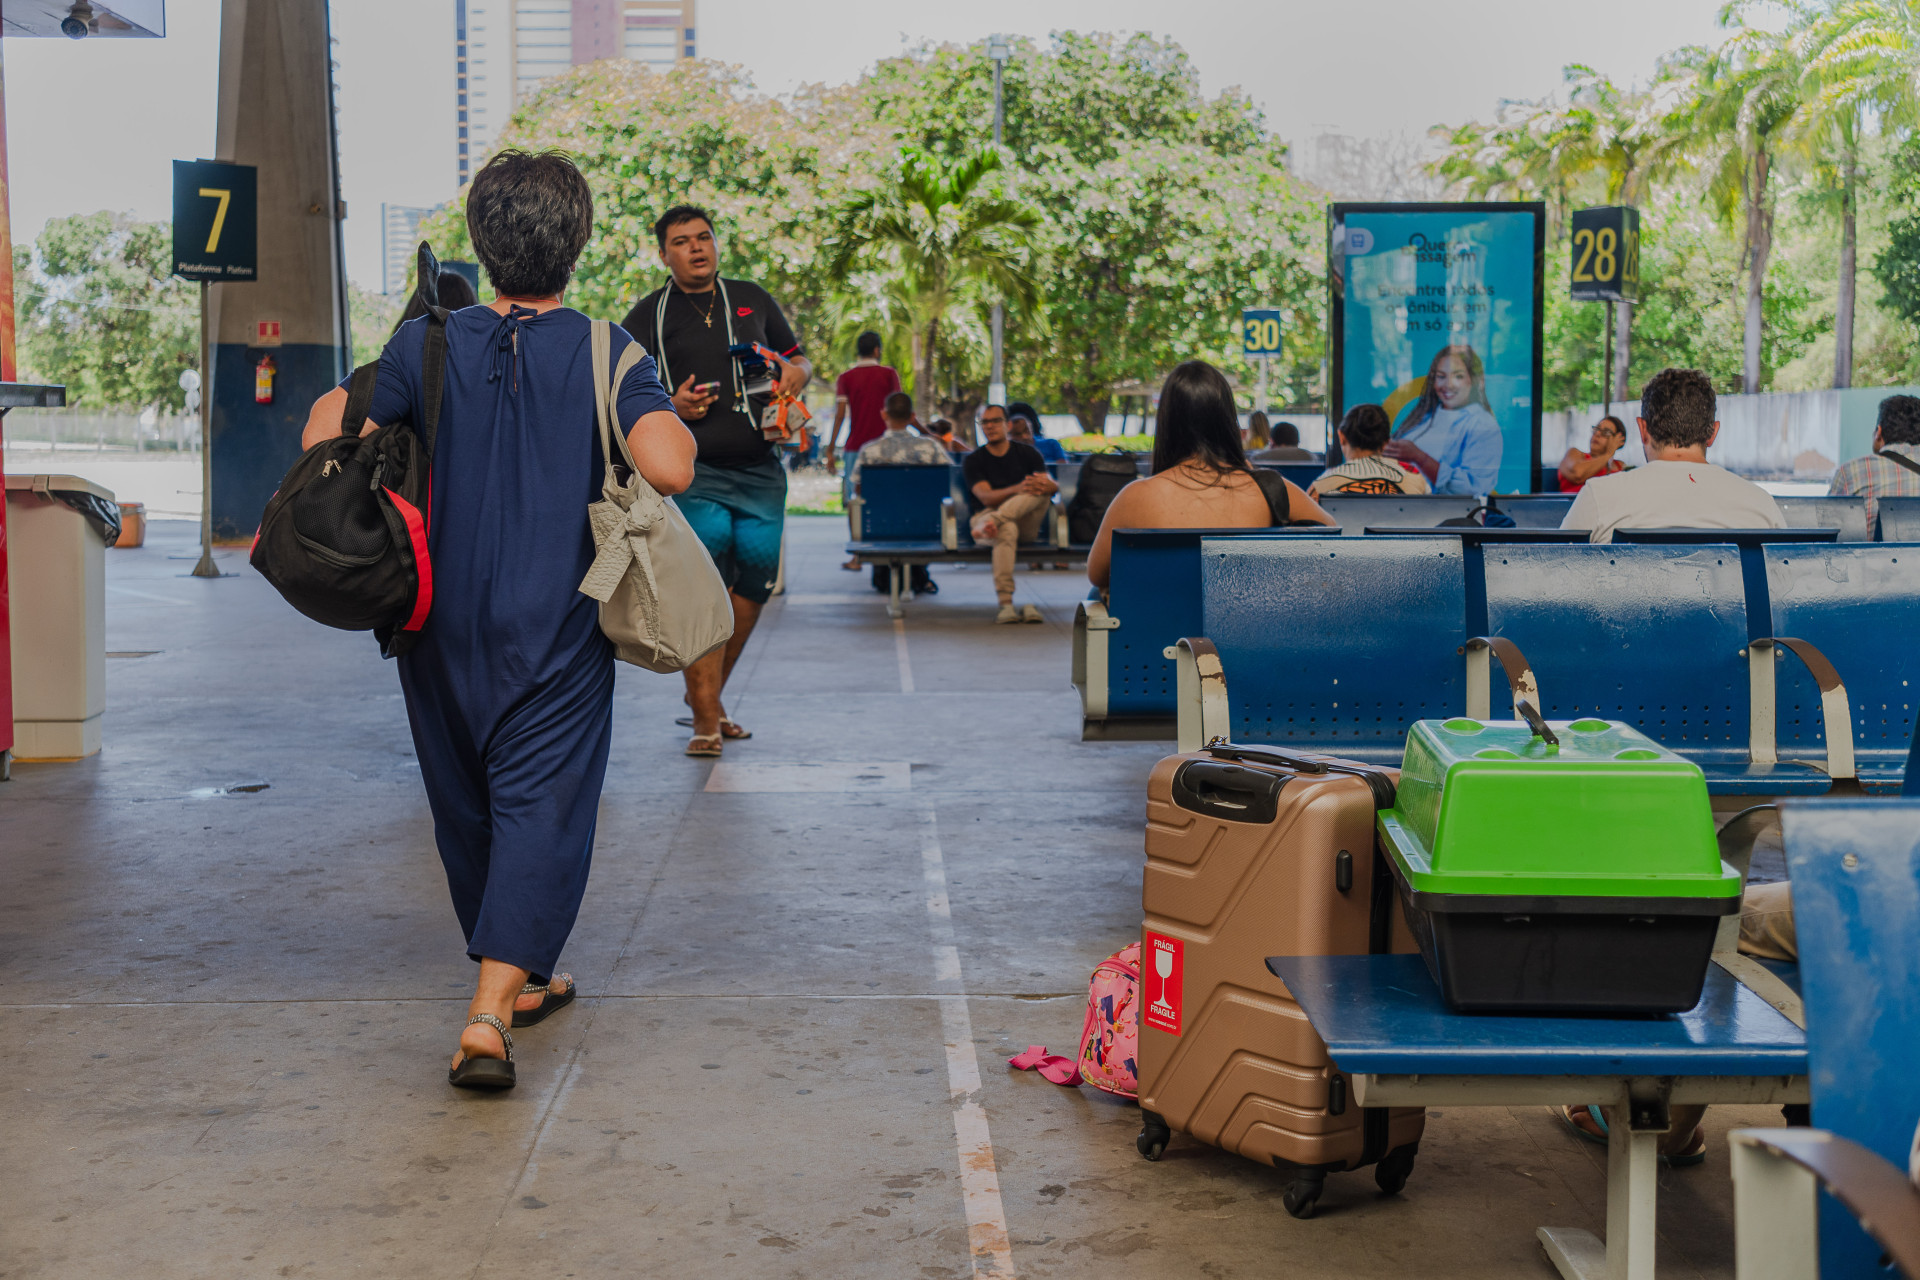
xmin=361 ymin=305 xmax=673 ymax=981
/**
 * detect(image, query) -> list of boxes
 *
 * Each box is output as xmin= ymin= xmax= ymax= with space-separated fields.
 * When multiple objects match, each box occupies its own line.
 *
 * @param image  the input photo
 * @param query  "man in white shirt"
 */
xmin=1562 ymin=367 xmax=1783 ymax=543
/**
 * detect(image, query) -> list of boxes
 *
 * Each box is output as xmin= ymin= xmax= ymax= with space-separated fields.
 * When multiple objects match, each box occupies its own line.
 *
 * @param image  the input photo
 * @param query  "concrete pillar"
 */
xmin=206 ymin=0 xmax=349 ymax=539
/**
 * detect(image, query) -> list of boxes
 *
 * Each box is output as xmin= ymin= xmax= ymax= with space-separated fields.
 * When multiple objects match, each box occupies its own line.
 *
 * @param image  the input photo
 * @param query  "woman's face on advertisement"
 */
xmin=1433 ymin=354 xmax=1473 ymax=410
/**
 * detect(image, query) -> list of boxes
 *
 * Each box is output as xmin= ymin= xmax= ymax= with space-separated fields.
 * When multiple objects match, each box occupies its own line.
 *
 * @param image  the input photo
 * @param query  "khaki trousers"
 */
xmin=970 ymin=492 xmax=1048 ymax=603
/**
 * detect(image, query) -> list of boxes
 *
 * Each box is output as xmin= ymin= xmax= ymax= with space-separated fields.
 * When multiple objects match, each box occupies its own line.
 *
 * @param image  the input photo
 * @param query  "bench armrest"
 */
xmin=1051 ymin=496 xmax=1068 ymax=549
xmin=1747 ymin=637 xmax=1855 ymax=778
xmin=1073 ymin=598 xmax=1118 ymax=719
xmin=1172 ymin=636 xmax=1231 ymax=753
xmin=1731 ymin=1128 xmax=1920 ymax=1280
xmin=846 ymin=494 xmax=864 ymax=542
xmin=940 ymin=497 xmax=960 ymax=552
xmin=1463 ymin=636 xmax=1556 ymax=742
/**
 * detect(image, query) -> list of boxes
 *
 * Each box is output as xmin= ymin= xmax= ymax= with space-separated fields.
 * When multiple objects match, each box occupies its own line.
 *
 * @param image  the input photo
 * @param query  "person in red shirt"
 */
xmin=828 ymin=332 xmax=901 ymax=473
xmin=1559 ymin=415 xmax=1629 ymax=492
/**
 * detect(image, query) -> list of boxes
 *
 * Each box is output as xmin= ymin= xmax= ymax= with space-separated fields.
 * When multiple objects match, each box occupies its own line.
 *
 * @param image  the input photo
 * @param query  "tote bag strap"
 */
xmin=589 ymin=319 xmax=652 ymax=486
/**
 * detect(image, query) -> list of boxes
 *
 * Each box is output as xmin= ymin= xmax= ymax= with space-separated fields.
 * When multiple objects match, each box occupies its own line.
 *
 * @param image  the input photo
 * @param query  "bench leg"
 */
xmin=1537 ymin=1103 xmax=1661 ymax=1280
xmin=887 ymin=563 xmax=904 ymax=619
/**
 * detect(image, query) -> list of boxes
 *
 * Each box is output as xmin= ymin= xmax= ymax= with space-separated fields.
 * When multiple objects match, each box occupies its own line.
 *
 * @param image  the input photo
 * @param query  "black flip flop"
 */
xmin=512 ymin=975 xmax=576 ymax=1028
xmin=448 ymin=1013 xmax=516 ymax=1090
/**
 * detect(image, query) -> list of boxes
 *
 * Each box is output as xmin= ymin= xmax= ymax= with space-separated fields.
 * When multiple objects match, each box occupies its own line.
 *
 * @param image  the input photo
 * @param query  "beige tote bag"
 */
xmin=577 ymin=320 xmax=734 ymax=672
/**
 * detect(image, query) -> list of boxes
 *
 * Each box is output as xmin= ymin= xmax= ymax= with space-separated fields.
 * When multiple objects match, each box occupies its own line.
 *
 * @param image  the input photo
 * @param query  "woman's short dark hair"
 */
xmin=653 ymin=204 xmax=714 ymax=249
xmin=1877 ymin=394 xmax=1920 ymax=446
xmin=1152 ymin=360 xmax=1249 ymax=476
xmin=1597 ymin=415 xmax=1626 ymax=437
xmin=1340 ymin=403 xmax=1392 ymax=452
xmin=1639 ymin=367 xmax=1717 ymax=449
xmin=466 ymin=150 xmax=593 ymax=298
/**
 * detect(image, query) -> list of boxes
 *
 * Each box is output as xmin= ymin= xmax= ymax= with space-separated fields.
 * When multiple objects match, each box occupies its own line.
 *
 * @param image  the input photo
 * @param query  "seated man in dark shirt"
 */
xmin=962 ymin=404 xmax=1056 ymax=623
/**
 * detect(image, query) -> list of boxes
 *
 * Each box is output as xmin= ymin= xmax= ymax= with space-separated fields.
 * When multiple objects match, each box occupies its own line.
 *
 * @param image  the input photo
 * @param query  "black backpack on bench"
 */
xmin=1067 ymin=450 xmax=1139 ymax=544
xmin=250 ymin=244 xmax=450 ymax=658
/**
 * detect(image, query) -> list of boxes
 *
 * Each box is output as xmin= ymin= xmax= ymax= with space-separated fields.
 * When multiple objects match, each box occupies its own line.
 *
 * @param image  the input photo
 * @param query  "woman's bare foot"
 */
xmin=451 ymin=1015 xmax=510 ymax=1070
xmin=515 ymin=973 xmax=573 ymax=1015
xmin=451 ymin=957 xmax=531 ymax=1070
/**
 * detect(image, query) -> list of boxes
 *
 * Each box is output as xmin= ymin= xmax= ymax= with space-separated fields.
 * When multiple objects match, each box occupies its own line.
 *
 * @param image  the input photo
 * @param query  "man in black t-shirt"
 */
xmin=961 ymin=404 xmax=1056 ymax=623
xmin=622 ymin=205 xmax=813 ymax=754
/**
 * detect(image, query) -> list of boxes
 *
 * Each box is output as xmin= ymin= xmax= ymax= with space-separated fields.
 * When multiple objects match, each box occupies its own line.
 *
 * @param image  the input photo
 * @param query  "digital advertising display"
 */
xmin=1329 ymin=203 xmax=1544 ymax=495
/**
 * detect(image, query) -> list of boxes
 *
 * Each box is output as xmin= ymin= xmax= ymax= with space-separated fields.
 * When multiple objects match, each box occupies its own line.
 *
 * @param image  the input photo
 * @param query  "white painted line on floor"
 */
xmin=922 ymin=811 xmax=1016 ymax=1280
xmin=702 ymin=760 xmax=910 ymax=793
xmin=779 ymin=592 xmax=879 ymax=605
xmin=894 ymin=617 xmax=915 ymax=693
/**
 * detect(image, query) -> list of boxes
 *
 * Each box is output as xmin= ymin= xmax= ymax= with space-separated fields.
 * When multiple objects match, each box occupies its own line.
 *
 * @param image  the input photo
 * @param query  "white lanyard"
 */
xmin=653 ymin=277 xmax=743 ymax=411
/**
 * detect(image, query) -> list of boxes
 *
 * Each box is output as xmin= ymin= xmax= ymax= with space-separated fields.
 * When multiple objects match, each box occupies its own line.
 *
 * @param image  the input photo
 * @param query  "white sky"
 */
xmin=4 ymin=0 xmax=1738 ymax=290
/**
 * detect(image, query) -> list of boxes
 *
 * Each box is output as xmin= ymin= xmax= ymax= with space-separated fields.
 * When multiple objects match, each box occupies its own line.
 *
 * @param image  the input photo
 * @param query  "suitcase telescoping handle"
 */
xmin=1202 ymin=740 xmax=1396 ymax=810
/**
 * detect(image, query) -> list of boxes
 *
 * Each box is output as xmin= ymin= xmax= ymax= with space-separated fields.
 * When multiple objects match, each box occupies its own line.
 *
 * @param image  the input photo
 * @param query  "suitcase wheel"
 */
xmin=1374 ymin=1142 xmax=1418 ymax=1196
xmin=1282 ymin=1172 xmax=1325 ymax=1219
xmin=1136 ymin=1111 xmax=1172 ymax=1162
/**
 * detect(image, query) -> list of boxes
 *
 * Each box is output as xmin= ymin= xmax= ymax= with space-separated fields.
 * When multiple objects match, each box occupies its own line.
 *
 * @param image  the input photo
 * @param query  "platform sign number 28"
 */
xmin=1569 ymin=205 xmax=1639 ymax=304
xmin=171 ymin=159 xmax=258 ymax=282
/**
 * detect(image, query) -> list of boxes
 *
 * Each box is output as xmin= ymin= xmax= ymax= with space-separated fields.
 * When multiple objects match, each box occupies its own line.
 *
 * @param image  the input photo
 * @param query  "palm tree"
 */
xmin=825 ymin=147 xmax=1040 ymax=418
xmin=1671 ymin=14 xmax=1807 ymax=393
xmin=1804 ymin=0 xmax=1920 ymax=387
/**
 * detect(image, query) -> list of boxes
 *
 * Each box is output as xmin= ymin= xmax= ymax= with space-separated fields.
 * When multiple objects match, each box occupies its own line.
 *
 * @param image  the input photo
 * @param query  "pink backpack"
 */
xmin=1009 ymin=942 xmax=1139 ymax=1099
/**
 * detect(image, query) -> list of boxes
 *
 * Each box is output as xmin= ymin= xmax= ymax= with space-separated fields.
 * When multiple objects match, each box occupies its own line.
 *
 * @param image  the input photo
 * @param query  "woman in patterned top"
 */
xmin=1309 ymin=403 xmax=1433 ymax=498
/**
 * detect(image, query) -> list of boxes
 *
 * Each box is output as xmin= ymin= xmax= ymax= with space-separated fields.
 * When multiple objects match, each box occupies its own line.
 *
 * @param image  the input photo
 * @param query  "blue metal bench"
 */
xmin=1177 ymin=536 xmax=1467 ymax=758
xmin=1733 ymin=799 xmax=1920 ymax=1280
xmin=1772 ymin=494 xmax=1871 ymax=541
xmin=1878 ymin=494 xmax=1920 ymax=541
xmin=1266 ymin=955 xmax=1805 ymax=1279
xmin=843 ymin=463 xmax=1076 ymax=616
xmin=1315 ymin=494 xmax=1483 ymax=535
xmin=1259 ymin=461 xmax=1325 ymax=490
xmin=1759 ymin=543 xmax=1920 ymax=793
xmin=1479 ymin=543 xmax=1836 ymax=796
xmin=1490 ymin=492 xmax=1575 ymax=528
xmin=1073 ymin=527 xmax=1338 ymax=740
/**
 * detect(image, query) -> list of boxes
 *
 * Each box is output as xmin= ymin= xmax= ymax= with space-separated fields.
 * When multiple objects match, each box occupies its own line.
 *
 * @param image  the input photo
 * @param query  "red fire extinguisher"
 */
xmin=254 ymin=353 xmax=276 ymax=405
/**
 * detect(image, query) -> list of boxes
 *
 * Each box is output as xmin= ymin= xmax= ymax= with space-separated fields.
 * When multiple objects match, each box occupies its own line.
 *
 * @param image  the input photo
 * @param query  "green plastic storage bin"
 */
xmin=1378 ymin=717 xmax=1741 ymax=1013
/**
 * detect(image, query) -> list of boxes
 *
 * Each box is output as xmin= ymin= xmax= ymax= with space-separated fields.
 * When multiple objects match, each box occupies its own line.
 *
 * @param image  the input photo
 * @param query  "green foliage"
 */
xmin=348 ymin=282 xmax=403 ymax=366
xmin=14 ymin=212 xmax=198 ymax=410
xmin=1872 ymin=139 xmax=1920 ymax=326
xmin=427 ymin=36 xmax=1322 ymax=431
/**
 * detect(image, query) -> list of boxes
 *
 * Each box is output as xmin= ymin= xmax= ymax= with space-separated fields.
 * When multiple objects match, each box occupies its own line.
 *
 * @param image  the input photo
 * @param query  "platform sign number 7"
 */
xmin=172 ymin=159 xmax=258 ymax=282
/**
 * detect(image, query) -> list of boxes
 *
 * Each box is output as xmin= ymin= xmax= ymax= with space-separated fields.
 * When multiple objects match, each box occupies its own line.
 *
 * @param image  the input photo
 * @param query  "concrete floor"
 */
xmin=1 ymin=516 xmax=1781 ymax=1279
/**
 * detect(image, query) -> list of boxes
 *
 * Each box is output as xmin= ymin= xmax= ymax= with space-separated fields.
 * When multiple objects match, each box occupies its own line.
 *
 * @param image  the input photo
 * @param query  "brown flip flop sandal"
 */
xmin=685 ymin=733 xmax=723 ymax=758
xmin=675 ymin=716 xmax=750 ymax=739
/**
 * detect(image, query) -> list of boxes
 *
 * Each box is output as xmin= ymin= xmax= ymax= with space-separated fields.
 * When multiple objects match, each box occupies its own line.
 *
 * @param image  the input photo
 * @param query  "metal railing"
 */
xmin=2 ymin=407 xmax=199 ymax=453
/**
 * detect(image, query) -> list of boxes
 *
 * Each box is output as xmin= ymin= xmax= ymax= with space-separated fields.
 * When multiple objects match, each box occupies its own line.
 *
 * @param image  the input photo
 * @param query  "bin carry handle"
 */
xmin=1462 ymin=636 xmax=1558 ymax=746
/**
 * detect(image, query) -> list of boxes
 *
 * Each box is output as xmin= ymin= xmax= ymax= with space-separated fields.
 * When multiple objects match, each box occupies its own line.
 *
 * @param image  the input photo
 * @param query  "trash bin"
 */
xmin=5 ymin=474 xmax=116 ymax=760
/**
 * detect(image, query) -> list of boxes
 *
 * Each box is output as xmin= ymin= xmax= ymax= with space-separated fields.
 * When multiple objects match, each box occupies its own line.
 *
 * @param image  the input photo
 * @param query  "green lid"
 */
xmin=1380 ymin=718 xmax=1738 ymax=900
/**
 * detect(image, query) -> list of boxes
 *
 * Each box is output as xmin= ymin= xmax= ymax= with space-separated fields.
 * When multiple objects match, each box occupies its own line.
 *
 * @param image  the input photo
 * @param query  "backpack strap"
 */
xmin=1881 ymin=447 xmax=1920 ymax=478
xmin=418 ymin=308 xmax=448 ymax=459
xmin=1249 ymin=467 xmax=1292 ymax=525
xmin=339 ymin=360 xmax=380 ymax=438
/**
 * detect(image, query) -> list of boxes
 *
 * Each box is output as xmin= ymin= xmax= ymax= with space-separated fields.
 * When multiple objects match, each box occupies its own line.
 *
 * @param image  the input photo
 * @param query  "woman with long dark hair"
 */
xmin=1087 ymin=360 xmax=1332 ymax=588
xmin=1381 ymin=343 xmax=1503 ymax=493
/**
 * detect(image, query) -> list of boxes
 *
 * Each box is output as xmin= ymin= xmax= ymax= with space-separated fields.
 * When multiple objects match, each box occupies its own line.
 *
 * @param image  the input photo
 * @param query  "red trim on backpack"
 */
xmin=385 ymin=488 xmax=433 ymax=631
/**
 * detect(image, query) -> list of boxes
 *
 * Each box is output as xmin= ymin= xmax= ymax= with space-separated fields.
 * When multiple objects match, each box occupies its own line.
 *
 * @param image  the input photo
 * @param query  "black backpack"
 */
xmin=1067 ymin=450 xmax=1138 ymax=543
xmin=250 ymin=245 xmax=450 ymax=658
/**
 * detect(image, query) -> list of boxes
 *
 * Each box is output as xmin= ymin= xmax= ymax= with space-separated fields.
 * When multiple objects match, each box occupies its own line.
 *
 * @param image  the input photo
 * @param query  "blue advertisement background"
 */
xmin=1336 ymin=207 xmax=1540 ymax=494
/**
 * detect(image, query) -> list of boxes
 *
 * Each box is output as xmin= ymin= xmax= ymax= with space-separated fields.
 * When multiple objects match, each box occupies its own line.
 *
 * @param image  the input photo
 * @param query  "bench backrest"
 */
xmin=1484 ymin=544 xmax=1751 ymax=763
xmin=1260 ymin=462 xmax=1325 ymax=491
xmin=1492 ymin=494 xmax=1575 ymax=528
xmin=1772 ymin=495 xmax=1871 ymax=542
xmin=1765 ymin=544 xmax=1920 ymax=777
xmin=860 ymin=464 xmax=954 ymax=541
xmin=1315 ymin=493 xmax=1483 ymax=535
xmin=1106 ymin=528 xmax=1332 ymax=720
xmin=1878 ymin=495 xmax=1920 ymax=541
xmin=1200 ymin=536 xmax=1467 ymax=763
xmin=1779 ymin=799 xmax=1920 ymax=1277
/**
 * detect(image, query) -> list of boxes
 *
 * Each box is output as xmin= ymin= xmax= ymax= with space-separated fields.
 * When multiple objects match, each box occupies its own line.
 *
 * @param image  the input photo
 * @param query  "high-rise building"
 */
xmin=458 ymin=0 xmax=697 ymax=186
xmin=382 ymin=204 xmax=436 ymax=295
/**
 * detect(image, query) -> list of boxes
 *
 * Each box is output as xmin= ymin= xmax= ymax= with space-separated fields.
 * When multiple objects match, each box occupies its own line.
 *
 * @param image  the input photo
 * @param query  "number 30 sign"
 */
xmin=1569 ymin=205 xmax=1638 ymax=304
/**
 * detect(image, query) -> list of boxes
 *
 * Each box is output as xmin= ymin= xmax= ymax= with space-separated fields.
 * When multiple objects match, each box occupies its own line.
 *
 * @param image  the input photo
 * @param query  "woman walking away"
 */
xmin=300 ymin=150 xmax=696 ymax=1089
xmin=1086 ymin=361 xmax=1333 ymax=590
